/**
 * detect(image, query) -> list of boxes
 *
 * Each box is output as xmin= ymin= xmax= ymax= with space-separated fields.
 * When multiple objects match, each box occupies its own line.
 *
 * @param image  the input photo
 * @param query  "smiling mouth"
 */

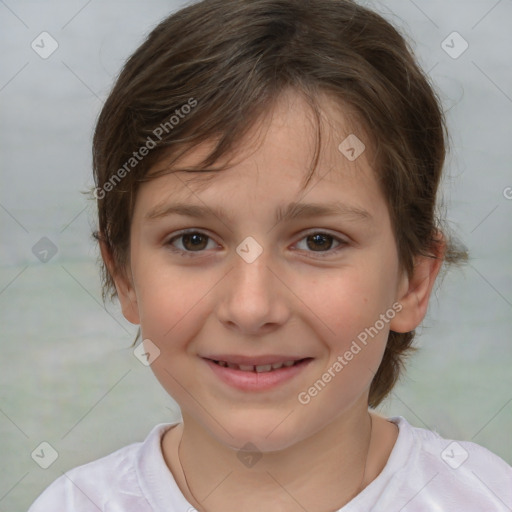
xmin=208 ymin=358 xmax=311 ymax=373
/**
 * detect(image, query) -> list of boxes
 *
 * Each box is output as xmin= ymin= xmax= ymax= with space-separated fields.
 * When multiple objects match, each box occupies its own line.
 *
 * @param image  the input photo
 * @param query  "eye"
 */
xmin=166 ymin=229 xmax=347 ymax=258
xmin=293 ymin=231 xmax=347 ymax=257
xmin=166 ymin=230 xmax=218 ymax=256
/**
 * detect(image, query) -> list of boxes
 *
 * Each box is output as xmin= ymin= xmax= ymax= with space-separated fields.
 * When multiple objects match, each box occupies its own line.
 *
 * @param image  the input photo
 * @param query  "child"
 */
xmin=29 ymin=0 xmax=512 ymax=510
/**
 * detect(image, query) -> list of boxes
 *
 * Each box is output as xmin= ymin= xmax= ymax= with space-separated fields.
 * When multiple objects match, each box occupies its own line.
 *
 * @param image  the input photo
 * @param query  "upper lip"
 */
xmin=202 ymin=355 xmax=311 ymax=366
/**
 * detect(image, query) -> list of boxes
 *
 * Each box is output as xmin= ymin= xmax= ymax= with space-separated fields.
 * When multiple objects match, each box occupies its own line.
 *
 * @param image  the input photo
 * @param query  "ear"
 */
xmin=99 ymin=238 xmax=140 ymax=325
xmin=390 ymin=233 xmax=445 ymax=333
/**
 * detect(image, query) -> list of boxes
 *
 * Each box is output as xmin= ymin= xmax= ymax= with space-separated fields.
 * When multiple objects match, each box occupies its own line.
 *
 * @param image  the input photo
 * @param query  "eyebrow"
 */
xmin=145 ymin=201 xmax=372 ymax=224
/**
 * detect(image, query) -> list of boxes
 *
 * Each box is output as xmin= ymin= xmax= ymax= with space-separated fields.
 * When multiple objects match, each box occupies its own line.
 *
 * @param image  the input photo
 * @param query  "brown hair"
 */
xmin=92 ymin=0 xmax=467 ymax=407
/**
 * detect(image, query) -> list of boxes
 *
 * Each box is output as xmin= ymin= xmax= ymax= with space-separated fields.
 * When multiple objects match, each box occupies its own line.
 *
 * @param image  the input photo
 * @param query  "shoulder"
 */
xmin=27 ymin=423 xmax=177 ymax=512
xmin=382 ymin=416 xmax=512 ymax=511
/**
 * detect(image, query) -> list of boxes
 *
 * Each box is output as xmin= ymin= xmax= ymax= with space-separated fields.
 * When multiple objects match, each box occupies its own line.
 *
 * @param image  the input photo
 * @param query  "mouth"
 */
xmin=202 ymin=356 xmax=314 ymax=391
xmin=207 ymin=358 xmax=311 ymax=373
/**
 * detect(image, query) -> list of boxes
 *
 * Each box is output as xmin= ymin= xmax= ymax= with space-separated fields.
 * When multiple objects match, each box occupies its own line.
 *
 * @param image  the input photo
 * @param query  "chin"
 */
xmin=207 ymin=410 xmax=310 ymax=453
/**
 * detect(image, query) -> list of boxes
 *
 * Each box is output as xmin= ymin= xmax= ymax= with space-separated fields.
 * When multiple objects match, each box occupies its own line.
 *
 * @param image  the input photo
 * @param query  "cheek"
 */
xmin=133 ymin=257 xmax=222 ymax=380
xmin=135 ymin=266 xmax=213 ymax=403
xmin=132 ymin=248 xmax=203 ymax=330
xmin=302 ymin=265 xmax=396 ymax=339
xmin=138 ymin=277 xmax=209 ymax=343
xmin=296 ymin=275 xmax=392 ymax=415
xmin=297 ymin=261 xmax=397 ymax=388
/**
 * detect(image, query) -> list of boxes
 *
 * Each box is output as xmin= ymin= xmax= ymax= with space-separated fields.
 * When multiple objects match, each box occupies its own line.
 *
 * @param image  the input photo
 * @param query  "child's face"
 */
xmin=117 ymin=91 xmax=411 ymax=450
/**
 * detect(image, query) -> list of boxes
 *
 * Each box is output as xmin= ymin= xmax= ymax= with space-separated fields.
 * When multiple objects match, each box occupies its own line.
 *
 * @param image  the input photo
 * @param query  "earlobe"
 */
xmin=99 ymin=239 xmax=140 ymax=325
xmin=390 ymin=235 xmax=445 ymax=333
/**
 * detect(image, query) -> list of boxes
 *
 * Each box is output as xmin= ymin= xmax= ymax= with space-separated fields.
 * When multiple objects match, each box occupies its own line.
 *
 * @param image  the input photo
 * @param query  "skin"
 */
xmin=103 ymin=90 xmax=444 ymax=512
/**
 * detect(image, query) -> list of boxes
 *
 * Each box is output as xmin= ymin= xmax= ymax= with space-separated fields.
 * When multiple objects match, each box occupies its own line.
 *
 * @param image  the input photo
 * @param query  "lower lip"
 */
xmin=203 ymin=358 xmax=313 ymax=391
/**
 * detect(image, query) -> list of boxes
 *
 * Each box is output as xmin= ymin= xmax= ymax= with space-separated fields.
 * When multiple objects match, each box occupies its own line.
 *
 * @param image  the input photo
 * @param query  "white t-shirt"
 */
xmin=28 ymin=416 xmax=512 ymax=511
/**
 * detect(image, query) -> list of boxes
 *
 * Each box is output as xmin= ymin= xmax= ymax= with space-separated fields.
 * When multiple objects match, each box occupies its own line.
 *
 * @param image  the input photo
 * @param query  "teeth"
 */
xmin=214 ymin=360 xmax=299 ymax=372
xmin=255 ymin=364 xmax=272 ymax=372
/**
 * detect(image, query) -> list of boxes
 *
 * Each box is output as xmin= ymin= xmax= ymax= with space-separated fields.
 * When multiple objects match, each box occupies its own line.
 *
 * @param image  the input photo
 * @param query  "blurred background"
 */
xmin=1 ymin=0 xmax=511 ymax=510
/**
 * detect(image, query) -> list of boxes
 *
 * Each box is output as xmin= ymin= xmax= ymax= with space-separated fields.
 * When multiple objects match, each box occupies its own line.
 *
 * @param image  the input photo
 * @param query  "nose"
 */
xmin=215 ymin=245 xmax=291 ymax=335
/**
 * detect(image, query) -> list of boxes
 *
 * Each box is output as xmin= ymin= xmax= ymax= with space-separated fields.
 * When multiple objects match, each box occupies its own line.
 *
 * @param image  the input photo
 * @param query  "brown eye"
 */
xmin=306 ymin=233 xmax=335 ymax=251
xmin=167 ymin=231 xmax=216 ymax=255
xmin=181 ymin=233 xmax=209 ymax=251
xmin=294 ymin=231 xmax=347 ymax=257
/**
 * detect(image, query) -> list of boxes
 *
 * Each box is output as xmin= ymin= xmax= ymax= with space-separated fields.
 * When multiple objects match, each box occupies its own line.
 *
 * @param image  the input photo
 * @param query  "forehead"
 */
xmin=139 ymin=90 xmax=383 ymax=215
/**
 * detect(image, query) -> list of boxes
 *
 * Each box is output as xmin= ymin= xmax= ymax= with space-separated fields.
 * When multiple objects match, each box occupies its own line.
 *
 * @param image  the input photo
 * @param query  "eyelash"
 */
xmin=165 ymin=229 xmax=348 ymax=258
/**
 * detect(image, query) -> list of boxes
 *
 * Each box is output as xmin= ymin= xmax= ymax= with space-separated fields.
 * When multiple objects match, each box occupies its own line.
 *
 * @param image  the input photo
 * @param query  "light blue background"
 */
xmin=1 ymin=1 xmax=511 ymax=510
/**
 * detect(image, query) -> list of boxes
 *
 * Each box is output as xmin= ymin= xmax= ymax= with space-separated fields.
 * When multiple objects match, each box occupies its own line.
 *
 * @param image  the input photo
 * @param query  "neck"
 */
xmin=167 ymin=406 xmax=382 ymax=512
